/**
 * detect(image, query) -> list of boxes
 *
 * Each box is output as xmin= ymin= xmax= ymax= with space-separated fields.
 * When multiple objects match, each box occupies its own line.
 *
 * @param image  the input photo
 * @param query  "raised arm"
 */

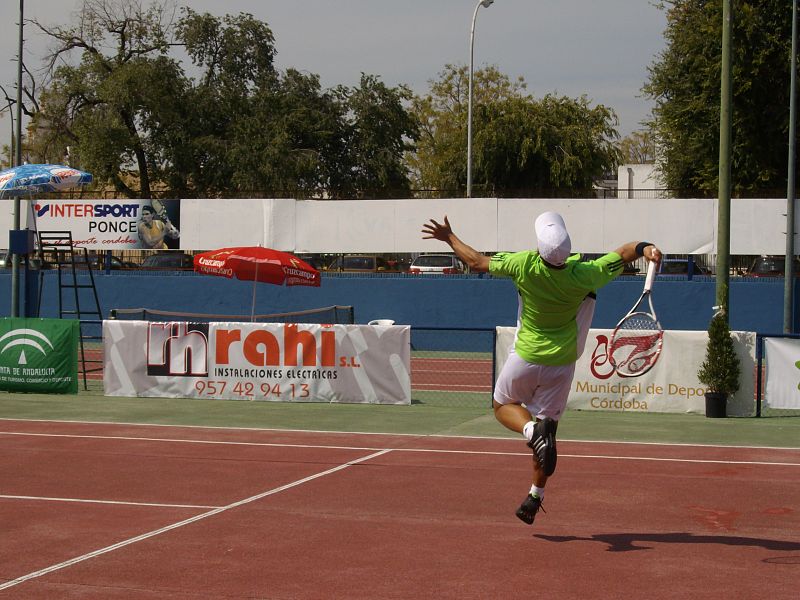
xmin=614 ymin=241 xmax=662 ymax=265
xmin=421 ymin=216 xmax=491 ymax=273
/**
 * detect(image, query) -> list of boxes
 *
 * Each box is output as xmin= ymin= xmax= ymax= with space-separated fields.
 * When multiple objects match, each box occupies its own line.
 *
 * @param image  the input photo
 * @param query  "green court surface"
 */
xmin=1 ymin=388 xmax=798 ymax=448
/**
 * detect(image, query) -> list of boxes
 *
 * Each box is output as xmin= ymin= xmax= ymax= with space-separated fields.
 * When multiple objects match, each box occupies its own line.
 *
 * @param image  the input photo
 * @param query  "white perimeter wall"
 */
xmin=1 ymin=196 xmax=795 ymax=255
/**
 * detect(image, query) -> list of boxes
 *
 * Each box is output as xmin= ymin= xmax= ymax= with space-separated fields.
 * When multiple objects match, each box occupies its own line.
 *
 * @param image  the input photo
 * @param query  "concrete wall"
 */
xmin=2 ymin=271 xmax=794 ymax=335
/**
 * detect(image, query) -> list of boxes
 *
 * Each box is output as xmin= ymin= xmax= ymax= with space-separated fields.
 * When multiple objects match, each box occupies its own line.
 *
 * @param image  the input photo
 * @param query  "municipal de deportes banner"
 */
xmin=103 ymin=321 xmax=411 ymax=404
xmin=0 ymin=318 xmax=79 ymax=393
xmin=495 ymin=327 xmax=756 ymax=416
xmin=31 ymin=199 xmax=182 ymax=250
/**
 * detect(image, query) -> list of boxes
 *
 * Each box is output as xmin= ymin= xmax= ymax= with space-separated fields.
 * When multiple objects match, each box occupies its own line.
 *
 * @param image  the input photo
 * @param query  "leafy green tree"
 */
xmin=31 ymin=0 xmax=183 ymax=197
xmin=409 ymin=64 xmax=619 ymax=196
xmin=331 ymin=74 xmax=419 ymax=198
xmin=31 ymin=2 xmax=418 ymax=199
xmin=644 ymin=0 xmax=795 ymax=195
xmin=226 ymin=68 xmax=347 ymax=197
xmin=697 ymin=311 xmax=741 ymax=395
xmin=164 ymin=8 xmax=282 ymax=197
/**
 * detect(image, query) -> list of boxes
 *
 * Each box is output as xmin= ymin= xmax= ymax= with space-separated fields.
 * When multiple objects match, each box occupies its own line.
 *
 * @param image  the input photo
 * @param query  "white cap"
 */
xmin=534 ymin=211 xmax=571 ymax=266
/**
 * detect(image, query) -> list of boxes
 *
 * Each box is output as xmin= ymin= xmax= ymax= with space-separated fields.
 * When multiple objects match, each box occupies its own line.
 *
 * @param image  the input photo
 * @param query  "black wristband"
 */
xmin=635 ymin=241 xmax=653 ymax=258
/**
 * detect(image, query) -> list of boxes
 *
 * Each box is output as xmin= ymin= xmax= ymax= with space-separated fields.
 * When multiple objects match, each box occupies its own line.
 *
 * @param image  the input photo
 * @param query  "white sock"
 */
xmin=530 ymin=485 xmax=545 ymax=500
xmin=522 ymin=421 xmax=535 ymax=442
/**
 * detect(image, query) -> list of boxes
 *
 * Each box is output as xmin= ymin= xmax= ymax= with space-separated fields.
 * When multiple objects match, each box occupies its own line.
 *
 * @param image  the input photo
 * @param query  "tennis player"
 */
xmin=138 ymin=205 xmax=180 ymax=250
xmin=422 ymin=212 xmax=661 ymax=525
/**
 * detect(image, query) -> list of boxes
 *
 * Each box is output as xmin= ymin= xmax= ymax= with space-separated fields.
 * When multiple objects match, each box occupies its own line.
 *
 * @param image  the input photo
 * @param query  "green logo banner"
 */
xmin=0 ymin=318 xmax=79 ymax=394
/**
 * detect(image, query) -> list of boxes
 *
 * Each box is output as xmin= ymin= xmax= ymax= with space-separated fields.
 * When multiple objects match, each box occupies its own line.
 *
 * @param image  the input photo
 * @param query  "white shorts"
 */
xmin=493 ymin=350 xmax=576 ymax=420
xmin=493 ymin=293 xmax=594 ymax=420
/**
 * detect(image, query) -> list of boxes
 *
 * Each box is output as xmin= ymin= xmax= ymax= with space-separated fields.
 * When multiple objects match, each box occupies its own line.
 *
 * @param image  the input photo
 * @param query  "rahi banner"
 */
xmin=104 ymin=321 xmax=411 ymax=404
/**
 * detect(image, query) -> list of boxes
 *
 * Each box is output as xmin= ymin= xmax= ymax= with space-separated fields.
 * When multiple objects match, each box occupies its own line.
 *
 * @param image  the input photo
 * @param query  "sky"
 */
xmin=0 ymin=0 xmax=668 ymax=139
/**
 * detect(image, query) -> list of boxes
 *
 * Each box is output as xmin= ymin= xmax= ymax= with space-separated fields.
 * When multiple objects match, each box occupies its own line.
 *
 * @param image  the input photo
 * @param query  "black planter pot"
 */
xmin=705 ymin=392 xmax=727 ymax=418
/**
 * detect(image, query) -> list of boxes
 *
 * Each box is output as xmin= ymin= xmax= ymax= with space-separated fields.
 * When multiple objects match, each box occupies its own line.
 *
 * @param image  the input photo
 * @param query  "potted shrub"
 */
xmin=697 ymin=311 xmax=741 ymax=418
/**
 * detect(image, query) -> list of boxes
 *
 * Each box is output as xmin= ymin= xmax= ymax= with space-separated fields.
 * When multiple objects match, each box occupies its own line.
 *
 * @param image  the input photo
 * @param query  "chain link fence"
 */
xmin=410 ymin=327 xmax=495 ymax=408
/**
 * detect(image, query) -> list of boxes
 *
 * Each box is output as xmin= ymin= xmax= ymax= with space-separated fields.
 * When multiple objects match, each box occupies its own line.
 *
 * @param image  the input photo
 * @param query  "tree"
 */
xmin=618 ymin=129 xmax=657 ymax=164
xmin=697 ymin=311 xmax=741 ymax=396
xmin=408 ymin=64 xmax=620 ymax=196
xmin=331 ymin=74 xmax=419 ymax=198
xmin=164 ymin=7 xmax=283 ymax=197
xmin=30 ymin=2 xmax=418 ymax=199
xmin=644 ymin=0 xmax=795 ymax=196
xmin=31 ymin=0 xmax=183 ymax=198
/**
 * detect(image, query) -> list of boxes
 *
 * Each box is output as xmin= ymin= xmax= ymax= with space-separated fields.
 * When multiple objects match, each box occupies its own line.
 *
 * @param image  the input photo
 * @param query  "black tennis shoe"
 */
xmin=515 ymin=493 xmax=545 ymax=524
xmin=527 ymin=417 xmax=557 ymax=476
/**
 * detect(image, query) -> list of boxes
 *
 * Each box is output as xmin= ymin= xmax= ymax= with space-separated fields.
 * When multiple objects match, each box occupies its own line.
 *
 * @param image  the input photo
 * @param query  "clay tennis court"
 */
xmin=1 ymin=418 xmax=798 ymax=599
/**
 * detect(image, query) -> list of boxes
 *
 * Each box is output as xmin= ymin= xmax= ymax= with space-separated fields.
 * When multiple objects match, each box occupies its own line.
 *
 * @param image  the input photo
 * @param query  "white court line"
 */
xmin=1 ymin=416 xmax=798 ymax=451
xmin=1 ymin=430 xmax=799 ymax=467
xmin=0 ymin=495 xmax=218 ymax=509
xmin=0 ymin=448 xmax=391 ymax=592
xmin=0 ymin=431 xmax=382 ymax=453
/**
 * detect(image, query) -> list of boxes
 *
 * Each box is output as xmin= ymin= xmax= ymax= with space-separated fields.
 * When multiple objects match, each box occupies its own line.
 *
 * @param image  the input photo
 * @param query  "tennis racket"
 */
xmin=151 ymin=198 xmax=179 ymax=237
xmin=607 ymin=260 xmax=663 ymax=377
xmin=150 ymin=199 xmax=171 ymax=224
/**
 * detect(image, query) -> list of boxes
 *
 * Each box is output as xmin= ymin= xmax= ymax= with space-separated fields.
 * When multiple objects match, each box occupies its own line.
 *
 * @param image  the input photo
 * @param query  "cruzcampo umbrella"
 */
xmin=0 ymin=163 xmax=93 ymax=197
xmin=193 ymin=246 xmax=321 ymax=320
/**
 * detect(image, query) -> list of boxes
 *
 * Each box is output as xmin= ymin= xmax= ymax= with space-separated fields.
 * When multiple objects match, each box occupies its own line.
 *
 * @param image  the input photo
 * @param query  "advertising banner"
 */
xmin=32 ymin=199 xmax=181 ymax=250
xmin=0 ymin=318 xmax=79 ymax=393
xmin=496 ymin=327 xmax=755 ymax=415
xmin=764 ymin=337 xmax=800 ymax=409
xmin=104 ymin=321 xmax=411 ymax=404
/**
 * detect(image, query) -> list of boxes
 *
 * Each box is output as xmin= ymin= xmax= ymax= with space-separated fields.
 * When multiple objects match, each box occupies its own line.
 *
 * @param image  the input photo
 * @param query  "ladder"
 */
xmin=37 ymin=231 xmax=103 ymax=390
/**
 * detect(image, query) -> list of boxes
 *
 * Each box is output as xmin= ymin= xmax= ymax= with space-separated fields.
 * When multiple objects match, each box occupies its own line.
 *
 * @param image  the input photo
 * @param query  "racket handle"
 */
xmin=644 ymin=259 xmax=658 ymax=291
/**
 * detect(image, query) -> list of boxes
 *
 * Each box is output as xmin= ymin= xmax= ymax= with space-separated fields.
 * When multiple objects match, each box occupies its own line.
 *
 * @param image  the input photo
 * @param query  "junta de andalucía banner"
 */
xmin=0 ymin=318 xmax=79 ymax=394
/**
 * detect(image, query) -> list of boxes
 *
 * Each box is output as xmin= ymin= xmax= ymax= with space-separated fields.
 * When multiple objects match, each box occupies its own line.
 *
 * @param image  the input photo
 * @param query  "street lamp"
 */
xmin=467 ymin=0 xmax=494 ymax=198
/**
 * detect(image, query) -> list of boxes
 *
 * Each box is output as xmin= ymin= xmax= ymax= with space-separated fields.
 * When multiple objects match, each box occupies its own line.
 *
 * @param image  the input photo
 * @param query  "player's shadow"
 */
xmin=534 ymin=532 xmax=800 ymax=553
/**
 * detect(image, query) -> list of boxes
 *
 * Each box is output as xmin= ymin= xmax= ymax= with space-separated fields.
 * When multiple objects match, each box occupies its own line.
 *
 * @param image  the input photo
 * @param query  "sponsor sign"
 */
xmin=0 ymin=318 xmax=79 ymax=393
xmin=496 ymin=327 xmax=755 ymax=415
xmin=764 ymin=337 xmax=800 ymax=409
xmin=104 ymin=321 xmax=411 ymax=404
xmin=32 ymin=199 xmax=181 ymax=249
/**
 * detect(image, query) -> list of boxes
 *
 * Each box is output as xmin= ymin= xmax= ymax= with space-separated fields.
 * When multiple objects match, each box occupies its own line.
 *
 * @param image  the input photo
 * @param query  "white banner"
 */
xmin=496 ymin=327 xmax=756 ymax=415
xmin=31 ymin=199 xmax=182 ymax=250
xmin=103 ymin=321 xmax=411 ymax=404
xmin=764 ymin=337 xmax=800 ymax=409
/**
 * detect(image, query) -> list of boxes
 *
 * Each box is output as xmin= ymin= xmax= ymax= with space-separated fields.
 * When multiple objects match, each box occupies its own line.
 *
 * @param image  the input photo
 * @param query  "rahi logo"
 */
xmin=0 ymin=328 xmax=55 ymax=365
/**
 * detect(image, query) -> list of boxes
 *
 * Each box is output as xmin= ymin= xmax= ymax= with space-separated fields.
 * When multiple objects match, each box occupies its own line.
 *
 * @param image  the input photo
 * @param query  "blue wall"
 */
xmin=1 ymin=271 xmax=796 ymax=335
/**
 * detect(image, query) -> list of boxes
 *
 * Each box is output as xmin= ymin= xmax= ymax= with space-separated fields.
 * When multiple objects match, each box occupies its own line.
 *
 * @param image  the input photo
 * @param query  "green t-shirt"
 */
xmin=489 ymin=251 xmax=624 ymax=365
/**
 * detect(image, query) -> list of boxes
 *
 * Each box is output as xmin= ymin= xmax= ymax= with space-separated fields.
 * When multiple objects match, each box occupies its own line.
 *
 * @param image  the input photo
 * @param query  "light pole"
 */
xmin=784 ymin=0 xmax=798 ymax=333
xmin=467 ymin=0 xmax=494 ymax=198
xmin=11 ymin=0 xmax=24 ymax=318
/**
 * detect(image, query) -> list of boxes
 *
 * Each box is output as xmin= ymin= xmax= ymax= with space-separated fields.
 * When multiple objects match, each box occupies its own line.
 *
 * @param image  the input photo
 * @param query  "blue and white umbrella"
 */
xmin=0 ymin=163 xmax=93 ymax=197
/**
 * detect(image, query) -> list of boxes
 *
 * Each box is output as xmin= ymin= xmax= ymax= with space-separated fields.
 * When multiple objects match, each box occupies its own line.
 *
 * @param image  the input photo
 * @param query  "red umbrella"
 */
xmin=194 ymin=246 xmax=320 ymax=319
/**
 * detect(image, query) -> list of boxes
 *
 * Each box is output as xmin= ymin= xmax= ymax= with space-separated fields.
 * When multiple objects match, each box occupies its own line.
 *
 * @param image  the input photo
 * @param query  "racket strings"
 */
xmin=609 ymin=313 xmax=663 ymax=376
xmin=618 ymin=314 xmax=659 ymax=331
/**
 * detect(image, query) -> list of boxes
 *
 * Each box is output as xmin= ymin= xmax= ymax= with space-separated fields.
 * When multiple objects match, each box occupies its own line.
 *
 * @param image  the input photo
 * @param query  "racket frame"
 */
xmin=607 ymin=261 xmax=663 ymax=377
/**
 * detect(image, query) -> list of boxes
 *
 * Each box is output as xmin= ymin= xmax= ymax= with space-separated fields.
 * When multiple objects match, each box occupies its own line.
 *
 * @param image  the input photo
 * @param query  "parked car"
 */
xmin=140 ymin=252 xmax=195 ymax=270
xmin=327 ymin=254 xmax=391 ymax=272
xmin=67 ymin=253 xmax=138 ymax=270
xmin=745 ymin=255 xmax=800 ymax=277
xmin=0 ymin=250 xmax=50 ymax=270
xmin=658 ymin=257 xmax=711 ymax=277
xmin=296 ymin=254 xmax=328 ymax=271
xmin=408 ymin=254 xmax=465 ymax=275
